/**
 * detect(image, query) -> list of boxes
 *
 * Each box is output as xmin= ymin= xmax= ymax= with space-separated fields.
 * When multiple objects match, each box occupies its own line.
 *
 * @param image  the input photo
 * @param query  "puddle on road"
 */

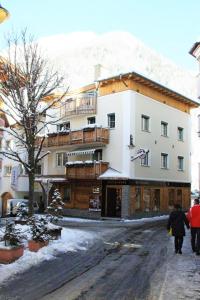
xmin=104 ymin=241 xmax=142 ymax=249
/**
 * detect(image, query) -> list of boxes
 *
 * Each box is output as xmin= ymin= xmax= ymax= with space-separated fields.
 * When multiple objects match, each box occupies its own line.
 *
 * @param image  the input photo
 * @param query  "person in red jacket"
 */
xmin=187 ymin=198 xmax=200 ymax=255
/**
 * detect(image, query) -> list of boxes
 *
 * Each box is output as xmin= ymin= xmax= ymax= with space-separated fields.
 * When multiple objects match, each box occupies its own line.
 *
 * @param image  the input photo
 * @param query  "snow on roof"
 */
xmin=98 ymin=167 xmax=129 ymax=180
xmin=35 ymin=177 xmax=67 ymax=183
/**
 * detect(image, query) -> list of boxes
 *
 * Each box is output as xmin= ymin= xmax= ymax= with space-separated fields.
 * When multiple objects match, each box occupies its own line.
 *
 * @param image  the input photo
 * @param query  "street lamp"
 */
xmin=0 ymin=4 xmax=9 ymax=24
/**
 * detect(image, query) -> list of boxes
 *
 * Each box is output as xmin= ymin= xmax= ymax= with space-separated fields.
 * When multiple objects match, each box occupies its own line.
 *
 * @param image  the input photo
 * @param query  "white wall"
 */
xmin=97 ymin=90 xmax=191 ymax=183
xmin=132 ymin=92 xmax=191 ymax=182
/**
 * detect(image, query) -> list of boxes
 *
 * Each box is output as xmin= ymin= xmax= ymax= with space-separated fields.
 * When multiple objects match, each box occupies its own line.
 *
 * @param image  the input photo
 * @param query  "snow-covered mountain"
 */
xmin=38 ymin=31 xmax=197 ymax=99
xmin=37 ymin=31 xmax=200 ymax=191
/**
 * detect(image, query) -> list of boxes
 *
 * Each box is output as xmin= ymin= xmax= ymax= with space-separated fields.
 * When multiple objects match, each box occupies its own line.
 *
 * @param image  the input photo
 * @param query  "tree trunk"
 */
xmin=28 ymin=172 xmax=35 ymax=216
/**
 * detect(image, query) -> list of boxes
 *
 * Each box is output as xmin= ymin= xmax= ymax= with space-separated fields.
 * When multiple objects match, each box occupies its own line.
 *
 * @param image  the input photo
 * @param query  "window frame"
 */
xmin=107 ymin=113 xmax=115 ymax=129
xmin=178 ymin=156 xmax=184 ymax=171
xmin=161 ymin=121 xmax=168 ymax=137
xmin=87 ymin=116 xmax=96 ymax=125
xmin=161 ymin=153 xmax=168 ymax=169
xmin=4 ymin=165 xmax=12 ymax=176
xmin=177 ymin=127 xmax=184 ymax=141
xmin=57 ymin=122 xmax=70 ymax=132
xmin=56 ymin=152 xmax=68 ymax=167
xmin=141 ymin=151 xmax=150 ymax=167
xmin=141 ymin=115 xmax=150 ymax=132
xmin=63 ymin=187 xmax=71 ymax=203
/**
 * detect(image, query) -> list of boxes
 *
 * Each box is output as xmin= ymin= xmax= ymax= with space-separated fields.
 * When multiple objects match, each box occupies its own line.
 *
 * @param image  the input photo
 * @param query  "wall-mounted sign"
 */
xmin=131 ymin=149 xmax=149 ymax=161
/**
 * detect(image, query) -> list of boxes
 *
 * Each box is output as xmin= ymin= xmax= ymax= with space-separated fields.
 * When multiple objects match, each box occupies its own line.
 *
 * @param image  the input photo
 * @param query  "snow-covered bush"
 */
xmin=47 ymin=189 xmax=64 ymax=223
xmin=28 ymin=216 xmax=50 ymax=242
xmin=16 ymin=202 xmax=29 ymax=221
xmin=1 ymin=221 xmax=25 ymax=246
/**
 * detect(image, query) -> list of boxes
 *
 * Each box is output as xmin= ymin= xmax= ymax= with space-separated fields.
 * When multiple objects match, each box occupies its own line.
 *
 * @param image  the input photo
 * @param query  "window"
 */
xmin=177 ymin=189 xmax=182 ymax=207
xmin=178 ymin=156 xmax=184 ymax=171
xmin=168 ymin=189 xmax=175 ymax=210
xmin=141 ymin=115 xmax=150 ymax=131
xmin=93 ymin=149 xmax=102 ymax=161
xmin=161 ymin=153 xmax=168 ymax=169
xmin=135 ymin=187 xmax=141 ymax=211
xmin=19 ymin=164 xmax=28 ymax=175
xmin=141 ymin=151 xmax=149 ymax=166
xmin=87 ymin=116 xmax=96 ymax=124
xmin=143 ymin=188 xmax=151 ymax=212
xmin=63 ymin=187 xmax=71 ymax=203
xmin=35 ymin=164 xmax=42 ymax=175
xmin=57 ymin=122 xmax=70 ymax=132
xmin=56 ymin=153 xmax=68 ymax=167
xmin=152 ymin=189 xmax=160 ymax=211
xmin=177 ymin=127 xmax=184 ymax=141
xmin=5 ymin=140 xmax=11 ymax=150
xmin=108 ymin=113 xmax=115 ymax=128
xmin=4 ymin=165 xmax=12 ymax=176
xmin=161 ymin=121 xmax=168 ymax=137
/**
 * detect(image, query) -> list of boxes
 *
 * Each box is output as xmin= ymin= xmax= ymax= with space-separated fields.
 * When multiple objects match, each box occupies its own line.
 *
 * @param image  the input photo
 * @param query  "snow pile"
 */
xmin=0 ymin=228 xmax=95 ymax=285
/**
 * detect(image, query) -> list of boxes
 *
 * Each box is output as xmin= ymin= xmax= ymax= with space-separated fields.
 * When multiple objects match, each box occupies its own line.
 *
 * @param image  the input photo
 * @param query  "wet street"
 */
xmin=0 ymin=219 xmax=171 ymax=300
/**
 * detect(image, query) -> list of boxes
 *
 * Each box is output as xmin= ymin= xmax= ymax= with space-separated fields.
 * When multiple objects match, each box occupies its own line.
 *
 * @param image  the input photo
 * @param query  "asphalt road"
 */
xmin=0 ymin=219 xmax=168 ymax=300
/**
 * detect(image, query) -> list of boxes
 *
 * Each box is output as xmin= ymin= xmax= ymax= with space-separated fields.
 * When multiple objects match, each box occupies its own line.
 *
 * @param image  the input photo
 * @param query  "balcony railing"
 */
xmin=40 ymin=127 xmax=109 ymax=148
xmin=60 ymin=91 xmax=97 ymax=118
xmin=66 ymin=161 xmax=109 ymax=179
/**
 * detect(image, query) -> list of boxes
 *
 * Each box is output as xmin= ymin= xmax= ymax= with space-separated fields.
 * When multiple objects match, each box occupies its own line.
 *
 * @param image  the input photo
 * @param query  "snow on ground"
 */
xmin=61 ymin=215 xmax=168 ymax=223
xmin=62 ymin=217 xmax=102 ymax=222
xmin=0 ymin=227 xmax=95 ymax=285
xmin=122 ymin=215 xmax=168 ymax=222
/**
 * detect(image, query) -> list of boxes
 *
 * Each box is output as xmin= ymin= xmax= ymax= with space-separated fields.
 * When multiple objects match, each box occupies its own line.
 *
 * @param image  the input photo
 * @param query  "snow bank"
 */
xmin=0 ymin=228 xmax=95 ymax=285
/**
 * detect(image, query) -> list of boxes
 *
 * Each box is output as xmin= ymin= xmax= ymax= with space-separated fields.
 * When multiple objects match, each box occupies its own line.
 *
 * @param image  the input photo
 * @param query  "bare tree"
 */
xmin=0 ymin=30 xmax=68 ymax=216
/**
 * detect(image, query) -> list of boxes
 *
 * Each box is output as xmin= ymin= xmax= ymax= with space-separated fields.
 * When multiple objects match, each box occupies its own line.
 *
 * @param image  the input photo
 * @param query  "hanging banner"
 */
xmin=11 ymin=165 xmax=20 ymax=190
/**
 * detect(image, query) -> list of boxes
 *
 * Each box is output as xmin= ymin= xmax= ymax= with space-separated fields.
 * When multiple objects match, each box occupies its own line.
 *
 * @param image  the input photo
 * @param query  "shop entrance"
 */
xmin=106 ymin=187 xmax=121 ymax=217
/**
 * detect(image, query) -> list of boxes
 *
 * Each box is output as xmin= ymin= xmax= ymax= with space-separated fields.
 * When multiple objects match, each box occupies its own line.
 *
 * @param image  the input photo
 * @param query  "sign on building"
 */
xmin=131 ymin=149 xmax=149 ymax=161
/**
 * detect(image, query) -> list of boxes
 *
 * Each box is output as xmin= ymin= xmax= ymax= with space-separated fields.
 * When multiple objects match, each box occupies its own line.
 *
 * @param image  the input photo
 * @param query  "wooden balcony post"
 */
xmin=82 ymin=129 xmax=84 ymax=144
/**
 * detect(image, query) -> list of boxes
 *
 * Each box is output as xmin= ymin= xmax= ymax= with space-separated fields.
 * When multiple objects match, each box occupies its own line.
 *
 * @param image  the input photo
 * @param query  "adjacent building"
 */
xmin=189 ymin=42 xmax=200 ymax=193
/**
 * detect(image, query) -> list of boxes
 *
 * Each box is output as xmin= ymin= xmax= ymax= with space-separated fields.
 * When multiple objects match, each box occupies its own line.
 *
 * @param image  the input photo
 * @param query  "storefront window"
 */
xmin=89 ymin=194 xmax=101 ymax=211
xmin=152 ymin=189 xmax=160 ymax=211
xmin=135 ymin=187 xmax=141 ymax=211
xmin=143 ymin=188 xmax=151 ymax=212
xmin=168 ymin=189 xmax=175 ymax=210
xmin=63 ymin=187 xmax=71 ymax=203
xmin=177 ymin=189 xmax=182 ymax=207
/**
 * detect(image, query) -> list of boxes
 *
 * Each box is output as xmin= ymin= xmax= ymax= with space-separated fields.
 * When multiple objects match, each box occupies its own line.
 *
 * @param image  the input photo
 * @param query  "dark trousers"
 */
xmin=191 ymin=228 xmax=200 ymax=252
xmin=174 ymin=236 xmax=183 ymax=251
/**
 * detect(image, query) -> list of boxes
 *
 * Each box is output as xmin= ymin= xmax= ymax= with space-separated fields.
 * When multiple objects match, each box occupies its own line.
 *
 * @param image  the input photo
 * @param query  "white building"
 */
xmin=33 ymin=71 xmax=198 ymax=218
xmin=189 ymin=42 xmax=200 ymax=193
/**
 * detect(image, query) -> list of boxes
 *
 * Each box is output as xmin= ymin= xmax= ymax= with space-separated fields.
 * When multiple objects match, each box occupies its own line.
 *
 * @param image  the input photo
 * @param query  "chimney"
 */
xmin=94 ymin=64 xmax=102 ymax=81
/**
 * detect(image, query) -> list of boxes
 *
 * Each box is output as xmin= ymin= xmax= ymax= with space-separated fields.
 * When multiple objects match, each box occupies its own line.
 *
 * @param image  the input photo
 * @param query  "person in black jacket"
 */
xmin=167 ymin=204 xmax=189 ymax=254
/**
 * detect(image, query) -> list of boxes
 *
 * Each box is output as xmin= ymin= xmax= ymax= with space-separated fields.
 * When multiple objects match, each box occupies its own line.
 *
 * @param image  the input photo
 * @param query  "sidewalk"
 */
xmin=150 ymin=231 xmax=200 ymax=299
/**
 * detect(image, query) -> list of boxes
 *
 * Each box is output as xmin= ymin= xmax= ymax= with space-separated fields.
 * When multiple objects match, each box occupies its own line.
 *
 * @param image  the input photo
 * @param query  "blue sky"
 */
xmin=0 ymin=0 xmax=199 ymax=71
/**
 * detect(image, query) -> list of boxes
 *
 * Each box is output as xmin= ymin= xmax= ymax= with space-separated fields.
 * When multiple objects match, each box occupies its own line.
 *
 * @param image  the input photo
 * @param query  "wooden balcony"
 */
xmin=41 ymin=127 xmax=109 ymax=148
xmin=60 ymin=92 xmax=97 ymax=118
xmin=66 ymin=161 xmax=109 ymax=179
